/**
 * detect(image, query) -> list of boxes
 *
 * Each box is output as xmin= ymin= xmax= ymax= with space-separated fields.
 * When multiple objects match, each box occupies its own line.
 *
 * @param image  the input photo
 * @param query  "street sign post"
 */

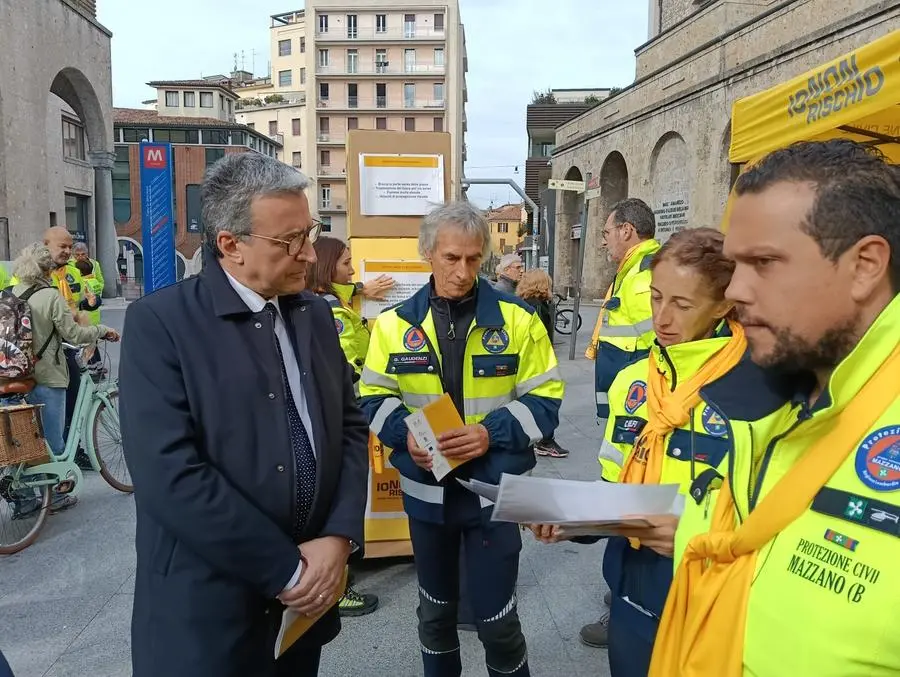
xmin=568 ymin=172 xmax=593 ymax=360
xmin=548 ymin=178 xmax=585 ymax=193
xmin=139 ymin=142 xmax=176 ymax=294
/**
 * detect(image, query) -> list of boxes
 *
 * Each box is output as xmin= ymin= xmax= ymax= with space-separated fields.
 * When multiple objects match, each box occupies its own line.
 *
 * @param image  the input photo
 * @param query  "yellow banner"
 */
xmin=729 ymin=30 xmax=900 ymax=163
xmin=363 ymin=155 xmax=440 ymax=169
xmin=363 ymin=260 xmax=432 ymax=274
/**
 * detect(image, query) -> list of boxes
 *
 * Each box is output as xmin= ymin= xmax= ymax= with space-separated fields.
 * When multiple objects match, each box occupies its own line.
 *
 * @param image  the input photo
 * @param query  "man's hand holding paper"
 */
xmin=278 ymin=536 xmax=351 ymax=615
xmin=437 ymin=424 xmax=489 ymax=461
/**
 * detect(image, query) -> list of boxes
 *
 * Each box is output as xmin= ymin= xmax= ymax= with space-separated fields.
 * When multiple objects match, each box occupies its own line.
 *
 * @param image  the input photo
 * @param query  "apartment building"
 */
xmin=235 ymin=1 xmax=468 ymax=239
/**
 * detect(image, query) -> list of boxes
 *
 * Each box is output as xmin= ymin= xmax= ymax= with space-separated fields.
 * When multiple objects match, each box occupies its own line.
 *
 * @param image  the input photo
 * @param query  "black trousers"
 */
xmin=63 ymin=348 xmax=80 ymax=440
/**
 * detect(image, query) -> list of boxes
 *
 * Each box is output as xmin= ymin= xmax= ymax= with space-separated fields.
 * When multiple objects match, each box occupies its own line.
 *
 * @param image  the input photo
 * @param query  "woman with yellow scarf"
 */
xmin=531 ymin=227 xmax=746 ymax=677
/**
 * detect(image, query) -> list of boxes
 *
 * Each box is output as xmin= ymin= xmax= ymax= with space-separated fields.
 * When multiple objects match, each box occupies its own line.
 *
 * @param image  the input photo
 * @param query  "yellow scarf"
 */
xmin=585 ymin=242 xmax=645 ymax=360
xmin=51 ymin=269 xmax=76 ymax=311
xmin=621 ymin=320 xmax=746 ymax=486
xmin=649 ymin=343 xmax=900 ymax=677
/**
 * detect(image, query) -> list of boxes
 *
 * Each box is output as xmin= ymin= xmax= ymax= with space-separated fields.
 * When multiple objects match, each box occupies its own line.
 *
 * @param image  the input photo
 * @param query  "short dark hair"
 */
xmin=735 ymin=139 xmax=900 ymax=291
xmin=651 ymin=227 xmax=734 ymax=301
xmin=611 ymin=198 xmax=655 ymax=239
xmin=306 ymin=235 xmax=348 ymax=296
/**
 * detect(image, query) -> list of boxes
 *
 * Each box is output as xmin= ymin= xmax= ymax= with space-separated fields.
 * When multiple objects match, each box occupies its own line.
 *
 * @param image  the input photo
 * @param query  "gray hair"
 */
xmin=12 ymin=243 xmax=55 ymax=285
xmin=418 ymin=201 xmax=491 ymax=259
xmin=201 ymin=152 xmax=311 ymax=255
xmin=496 ymin=253 xmax=522 ymax=276
xmin=72 ymin=242 xmax=89 ymax=254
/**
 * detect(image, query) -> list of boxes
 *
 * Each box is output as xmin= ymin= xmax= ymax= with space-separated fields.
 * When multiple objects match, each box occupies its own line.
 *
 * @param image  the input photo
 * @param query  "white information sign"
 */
xmin=361 ymin=260 xmax=433 ymax=319
xmin=359 ymin=154 xmax=445 ymax=216
xmin=653 ymin=193 xmax=691 ymax=243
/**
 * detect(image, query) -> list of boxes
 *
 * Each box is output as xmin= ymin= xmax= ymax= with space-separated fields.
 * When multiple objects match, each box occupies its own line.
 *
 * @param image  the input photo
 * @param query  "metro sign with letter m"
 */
xmin=143 ymin=145 xmax=168 ymax=170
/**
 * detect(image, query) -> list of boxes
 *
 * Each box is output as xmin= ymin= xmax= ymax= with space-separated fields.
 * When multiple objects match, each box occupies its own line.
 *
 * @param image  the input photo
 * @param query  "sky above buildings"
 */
xmin=99 ymin=0 xmax=648 ymax=209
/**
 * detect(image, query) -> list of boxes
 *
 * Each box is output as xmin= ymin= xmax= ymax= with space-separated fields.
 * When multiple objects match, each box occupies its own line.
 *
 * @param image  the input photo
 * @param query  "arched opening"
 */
xmin=590 ymin=151 xmax=630 ymax=293
xmin=50 ymin=68 xmax=108 ymax=159
xmin=117 ymin=236 xmax=143 ymax=300
xmin=560 ymin=166 xmax=584 ymax=296
xmin=649 ymin=131 xmax=691 ymax=242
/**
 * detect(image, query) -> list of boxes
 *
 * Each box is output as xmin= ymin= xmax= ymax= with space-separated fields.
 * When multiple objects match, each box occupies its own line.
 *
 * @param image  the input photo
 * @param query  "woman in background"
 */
xmin=517 ymin=269 xmax=569 ymax=458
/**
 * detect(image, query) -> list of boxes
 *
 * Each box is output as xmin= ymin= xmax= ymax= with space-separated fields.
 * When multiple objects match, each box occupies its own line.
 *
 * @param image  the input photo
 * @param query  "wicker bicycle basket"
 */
xmin=0 ymin=403 xmax=48 ymax=466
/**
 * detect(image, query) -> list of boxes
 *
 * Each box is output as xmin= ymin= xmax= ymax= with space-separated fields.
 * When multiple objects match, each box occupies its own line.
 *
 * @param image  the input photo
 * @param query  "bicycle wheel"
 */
xmin=0 ymin=464 xmax=50 ymax=554
xmin=574 ymin=312 xmax=583 ymax=332
xmin=91 ymin=391 xmax=132 ymax=493
xmin=555 ymin=309 xmax=575 ymax=335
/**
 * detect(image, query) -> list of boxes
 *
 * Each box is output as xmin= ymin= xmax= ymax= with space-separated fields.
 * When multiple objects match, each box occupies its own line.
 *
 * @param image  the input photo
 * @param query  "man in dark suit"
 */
xmin=119 ymin=152 xmax=368 ymax=677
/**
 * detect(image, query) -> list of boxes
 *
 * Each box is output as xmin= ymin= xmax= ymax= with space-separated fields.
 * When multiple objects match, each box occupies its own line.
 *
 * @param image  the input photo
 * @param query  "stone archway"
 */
xmin=649 ymin=132 xmax=691 ymax=242
xmin=49 ymin=67 xmax=117 ymax=298
xmin=586 ymin=151 xmax=629 ymax=296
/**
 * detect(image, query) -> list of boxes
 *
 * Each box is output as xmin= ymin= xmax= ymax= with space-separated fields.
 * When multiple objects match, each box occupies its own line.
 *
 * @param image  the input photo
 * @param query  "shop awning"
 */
xmin=729 ymin=29 xmax=900 ymax=163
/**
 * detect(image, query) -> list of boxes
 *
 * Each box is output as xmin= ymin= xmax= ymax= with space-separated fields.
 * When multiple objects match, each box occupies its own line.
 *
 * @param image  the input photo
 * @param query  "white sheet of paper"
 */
xmin=275 ymin=609 xmax=297 ymax=659
xmin=456 ymin=478 xmax=500 ymax=503
xmin=405 ymin=409 xmax=453 ymax=481
xmin=489 ymin=473 xmax=681 ymax=525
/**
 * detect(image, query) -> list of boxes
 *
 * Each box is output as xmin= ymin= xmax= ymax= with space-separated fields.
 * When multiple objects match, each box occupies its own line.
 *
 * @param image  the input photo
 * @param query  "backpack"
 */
xmin=0 ymin=285 xmax=58 ymax=383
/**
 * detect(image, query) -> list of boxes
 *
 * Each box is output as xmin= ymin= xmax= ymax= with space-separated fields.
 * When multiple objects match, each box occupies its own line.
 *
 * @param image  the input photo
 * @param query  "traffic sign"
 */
xmin=584 ymin=188 xmax=601 ymax=201
xmin=548 ymin=179 xmax=585 ymax=192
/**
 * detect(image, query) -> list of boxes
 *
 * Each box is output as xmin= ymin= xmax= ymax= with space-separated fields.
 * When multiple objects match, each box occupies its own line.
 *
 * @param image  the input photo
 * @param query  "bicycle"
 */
xmin=0 ymin=341 xmax=129 ymax=554
xmin=553 ymin=293 xmax=583 ymax=335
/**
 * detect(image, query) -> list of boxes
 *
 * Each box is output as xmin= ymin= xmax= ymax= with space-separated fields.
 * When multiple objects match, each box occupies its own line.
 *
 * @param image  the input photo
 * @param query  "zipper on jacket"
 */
xmin=444 ymin=299 xmax=456 ymax=340
xmin=749 ymin=403 xmax=811 ymax=511
xmin=659 ymin=344 xmax=678 ymax=390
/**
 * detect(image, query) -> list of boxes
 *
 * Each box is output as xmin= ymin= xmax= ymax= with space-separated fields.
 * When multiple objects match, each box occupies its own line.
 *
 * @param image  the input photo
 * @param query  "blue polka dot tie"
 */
xmin=265 ymin=303 xmax=316 ymax=540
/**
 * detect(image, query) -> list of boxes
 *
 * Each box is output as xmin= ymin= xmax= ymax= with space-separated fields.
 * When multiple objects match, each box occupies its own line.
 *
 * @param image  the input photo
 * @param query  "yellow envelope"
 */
xmin=275 ymin=566 xmax=349 ymax=659
xmin=405 ymin=393 xmax=469 ymax=480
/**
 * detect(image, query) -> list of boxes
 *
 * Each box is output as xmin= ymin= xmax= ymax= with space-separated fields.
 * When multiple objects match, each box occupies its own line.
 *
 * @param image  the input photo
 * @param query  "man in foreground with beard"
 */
xmin=646 ymin=139 xmax=900 ymax=677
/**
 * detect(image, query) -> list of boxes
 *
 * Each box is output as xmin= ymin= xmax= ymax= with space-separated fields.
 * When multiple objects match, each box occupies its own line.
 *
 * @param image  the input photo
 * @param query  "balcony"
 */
xmin=318 ymin=166 xmax=347 ymax=179
xmin=316 ymin=97 xmax=443 ymax=111
xmin=316 ymin=27 xmax=445 ymax=42
xmin=319 ymin=201 xmax=347 ymax=213
xmin=317 ymin=134 xmax=346 ymax=146
xmin=316 ymin=64 xmax=446 ymax=77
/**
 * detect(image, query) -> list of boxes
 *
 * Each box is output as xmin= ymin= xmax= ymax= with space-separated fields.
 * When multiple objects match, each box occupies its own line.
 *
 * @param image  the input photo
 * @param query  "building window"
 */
xmin=205 ymin=148 xmax=226 ymax=167
xmin=347 ymin=117 xmax=358 ymax=130
xmin=404 ymin=49 xmax=416 ymax=73
xmin=300 ymin=37 xmax=306 ymax=53
xmin=65 ymin=194 xmax=89 ymax=243
xmin=220 ymin=95 xmax=226 ymax=112
xmin=112 ymin=146 xmax=131 ymax=224
xmin=204 ymin=129 xmax=230 ymax=144
xmin=152 ymin=128 xmax=199 ymax=144
xmin=321 ymin=184 xmax=331 ymax=208
xmin=278 ymin=39 xmax=292 ymax=57
xmin=347 ymin=83 xmax=358 ymax=108
xmin=292 ymin=118 xmax=301 ymax=136
xmin=404 ymin=117 xmax=415 ymax=132
xmin=498 ymin=222 xmax=509 ymax=233
xmin=165 ymin=91 xmax=179 ymax=107
xmin=434 ymin=13 xmax=444 ymax=31
xmin=320 ymin=150 xmax=331 ymax=167
xmin=404 ymin=14 xmax=416 ymax=38
xmin=376 ymin=117 xmax=387 ymax=130
xmin=319 ymin=82 xmax=330 ymax=101
xmin=376 ymin=14 xmax=386 ymax=33
xmin=278 ymin=70 xmax=292 ymax=87
xmin=376 ymin=82 xmax=387 ymax=108
xmin=231 ymin=131 xmax=247 ymax=146
xmin=318 ymin=49 xmax=330 ymax=68
xmin=300 ymin=68 xmax=306 ymax=84
xmin=200 ymin=92 xmax=213 ymax=108
xmin=62 ymin=118 xmax=86 ymax=160
xmin=434 ymin=48 xmax=444 ymax=67
xmin=121 ymin=127 xmax=149 ymax=143
xmin=404 ymin=83 xmax=415 ymax=108
xmin=433 ymin=117 xmax=443 ymax=132
xmin=321 ymin=216 xmax=332 ymax=232
xmin=227 ymin=99 xmax=232 ymax=116
xmin=292 ymin=151 xmax=302 ymax=168
xmin=347 ymin=14 xmax=357 ymax=39
xmin=184 ymin=91 xmax=196 ymax=107
xmin=268 ymin=120 xmax=278 ymax=136
xmin=318 ymin=14 xmax=328 ymax=33
xmin=347 ymin=49 xmax=358 ymax=74
xmin=433 ymin=83 xmax=444 ymax=104
xmin=319 ymin=117 xmax=330 ymax=136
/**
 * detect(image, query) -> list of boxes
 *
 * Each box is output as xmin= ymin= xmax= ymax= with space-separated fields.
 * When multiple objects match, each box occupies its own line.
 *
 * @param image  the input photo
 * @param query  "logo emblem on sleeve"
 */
xmin=701 ymin=405 xmax=728 ymax=438
xmin=482 ymin=328 xmax=509 ymax=354
xmin=334 ymin=318 xmax=344 ymax=335
xmin=854 ymin=426 xmax=900 ymax=492
xmin=624 ymin=380 xmax=647 ymax=415
xmin=403 ymin=327 xmax=427 ymax=352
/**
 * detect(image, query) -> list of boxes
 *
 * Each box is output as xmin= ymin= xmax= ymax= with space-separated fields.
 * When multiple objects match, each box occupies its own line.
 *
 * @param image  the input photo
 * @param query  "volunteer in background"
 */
xmin=517 ymin=269 xmax=570 ymax=458
xmin=360 ymin=201 xmax=564 ymax=677
xmin=308 ymin=235 xmax=386 ymax=617
xmin=533 ymin=227 xmax=743 ymax=677
xmin=581 ymin=198 xmax=660 ymax=648
xmin=492 ymin=253 xmax=523 ymax=295
xmin=71 ymin=242 xmax=104 ymax=299
xmin=650 ymin=140 xmax=900 ymax=677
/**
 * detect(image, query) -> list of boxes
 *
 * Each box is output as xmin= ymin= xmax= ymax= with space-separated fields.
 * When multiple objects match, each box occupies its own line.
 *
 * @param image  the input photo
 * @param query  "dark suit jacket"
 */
xmin=119 ymin=251 xmax=368 ymax=677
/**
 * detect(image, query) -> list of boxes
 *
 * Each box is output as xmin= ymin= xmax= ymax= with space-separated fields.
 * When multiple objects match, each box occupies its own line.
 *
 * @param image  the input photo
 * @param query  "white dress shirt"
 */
xmin=224 ymin=272 xmax=312 ymax=591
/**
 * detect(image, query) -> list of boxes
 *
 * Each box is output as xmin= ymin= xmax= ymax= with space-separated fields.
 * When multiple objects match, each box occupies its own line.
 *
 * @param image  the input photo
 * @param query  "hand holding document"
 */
xmin=275 ymin=566 xmax=349 ymax=659
xmin=405 ymin=393 xmax=470 ymax=481
xmin=461 ymin=473 xmax=684 ymax=537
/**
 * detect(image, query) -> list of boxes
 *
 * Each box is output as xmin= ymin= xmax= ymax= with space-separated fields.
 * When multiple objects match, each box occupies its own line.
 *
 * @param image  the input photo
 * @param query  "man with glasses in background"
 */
xmin=581 ymin=197 xmax=660 ymax=649
xmin=120 ymin=153 xmax=368 ymax=677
